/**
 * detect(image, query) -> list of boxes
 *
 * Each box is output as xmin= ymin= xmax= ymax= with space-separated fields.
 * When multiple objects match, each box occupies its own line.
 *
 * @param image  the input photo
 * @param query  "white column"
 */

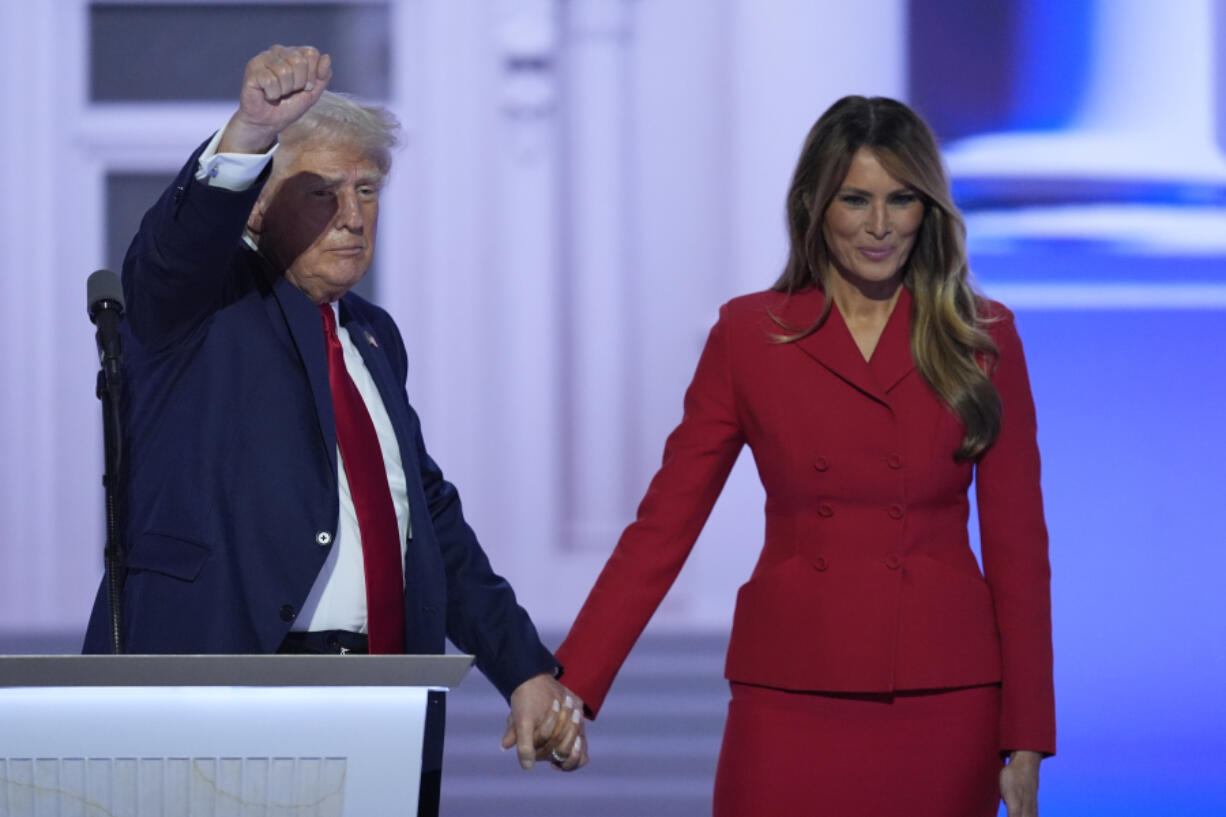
xmin=0 ymin=0 xmax=55 ymax=633
xmin=728 ymin=0 xmax=908 ymax=293
xmin=561 ymin=0 xmax=637 ymax=554
xmin=0 ymin=1 xmax=105 ymax=635
xmin=487 ymin=0 xmax=565 ymax=579
xmin=381 ymin=0 xmax=492 ymax=431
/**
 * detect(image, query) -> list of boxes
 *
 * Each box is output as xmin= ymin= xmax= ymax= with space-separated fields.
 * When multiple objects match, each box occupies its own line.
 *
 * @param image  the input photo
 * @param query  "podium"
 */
xmin=0 ymin=654 xmax=473 ymax=817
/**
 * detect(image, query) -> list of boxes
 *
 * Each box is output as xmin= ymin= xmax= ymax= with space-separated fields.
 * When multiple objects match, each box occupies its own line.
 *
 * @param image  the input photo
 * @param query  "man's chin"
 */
xmin=285 ymin=267 xmax=370 ymax=303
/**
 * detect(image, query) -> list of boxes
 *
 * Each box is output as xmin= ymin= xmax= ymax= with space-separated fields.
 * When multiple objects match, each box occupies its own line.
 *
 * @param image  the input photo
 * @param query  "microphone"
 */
xmin=87 ymin=269 xmax=125 ymax=382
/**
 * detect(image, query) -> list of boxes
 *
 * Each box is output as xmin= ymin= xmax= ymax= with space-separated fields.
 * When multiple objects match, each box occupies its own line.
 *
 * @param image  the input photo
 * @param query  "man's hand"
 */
xmin=1000 ymin=749 xmax=1042 ymax=817
xmin=500 ymin=673 xmax=589 ymax=772
xmin=219 ymin=45 xmax=333 ymax=155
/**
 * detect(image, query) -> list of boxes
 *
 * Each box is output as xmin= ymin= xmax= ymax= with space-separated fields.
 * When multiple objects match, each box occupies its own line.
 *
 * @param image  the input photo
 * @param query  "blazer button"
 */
xmin=885 ymin=555 xmax=902 ymax=570
xmin=886 ymin=454 xmax=902 ymax=469
xmin=817 ymin=503 xmax=834 ymax=518
xmin=887 ymin=504 xmax=904 ymax=519
xmin=813 ymin=556 xmax=828 ymax=572
xmin=279 ymin=604 xmax=296 ymax=622
xmin=814 ymin=456 xmax=830 ymax=472
xmin=315 ymin=531 xmax=333 ymax=546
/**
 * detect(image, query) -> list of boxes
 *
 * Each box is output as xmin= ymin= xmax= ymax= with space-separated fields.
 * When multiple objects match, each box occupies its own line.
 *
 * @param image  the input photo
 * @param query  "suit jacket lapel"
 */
xmin=787 ymin=290 xmax=888 ymax=405
xmin=264 ymin=273 xmax=338 ymax=475
xmin=786 ymin=286 xmax=915 ymax=404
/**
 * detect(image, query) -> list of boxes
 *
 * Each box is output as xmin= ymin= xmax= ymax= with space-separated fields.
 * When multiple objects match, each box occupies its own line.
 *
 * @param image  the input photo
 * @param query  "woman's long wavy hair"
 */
xmin=773 ymin=96 xmax=1000 ymax=460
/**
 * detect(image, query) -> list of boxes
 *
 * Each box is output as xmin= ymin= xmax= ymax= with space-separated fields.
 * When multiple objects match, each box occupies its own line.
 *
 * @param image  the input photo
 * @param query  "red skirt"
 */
xmin=713 ymin=682 xmax=1003 ymax=817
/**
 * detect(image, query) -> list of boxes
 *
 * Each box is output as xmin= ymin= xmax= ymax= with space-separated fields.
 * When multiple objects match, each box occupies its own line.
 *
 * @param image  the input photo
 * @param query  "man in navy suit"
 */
xmin=83 ymin=44 xmax=587 ymax=771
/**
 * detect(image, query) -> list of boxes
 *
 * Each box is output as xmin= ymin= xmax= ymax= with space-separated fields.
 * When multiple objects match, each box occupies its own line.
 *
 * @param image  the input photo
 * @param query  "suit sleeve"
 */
xmin=975 ymin=308 xmax=1056 ymax=756
xmin=417 ymin=427 xmax=558 ymax=699
xmin=377 ymin=329 xmax=559 ymax=700
xmin=122 ymin=137 xmax=267 ymax=350
xmin=556 ymin=307 xmax=746 ymax=717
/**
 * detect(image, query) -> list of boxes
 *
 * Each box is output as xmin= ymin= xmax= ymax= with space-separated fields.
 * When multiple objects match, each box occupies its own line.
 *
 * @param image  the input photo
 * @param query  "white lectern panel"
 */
xmin=0 ymin=685 xmax=428 ymax=816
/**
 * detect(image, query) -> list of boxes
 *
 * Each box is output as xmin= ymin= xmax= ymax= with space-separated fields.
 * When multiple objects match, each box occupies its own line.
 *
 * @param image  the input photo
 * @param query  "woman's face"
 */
xmin=822 ymin=147 xmax=924 ymax=293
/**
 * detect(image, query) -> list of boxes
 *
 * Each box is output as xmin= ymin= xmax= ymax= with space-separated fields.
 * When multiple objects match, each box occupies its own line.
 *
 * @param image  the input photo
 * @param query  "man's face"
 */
xmin=251 ymin=139 xmax=382 ymax=303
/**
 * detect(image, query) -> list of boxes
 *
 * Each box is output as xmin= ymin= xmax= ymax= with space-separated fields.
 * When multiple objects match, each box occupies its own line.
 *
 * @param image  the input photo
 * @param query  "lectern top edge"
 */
xmin=0 ymin=654 xmax=475 ymax=689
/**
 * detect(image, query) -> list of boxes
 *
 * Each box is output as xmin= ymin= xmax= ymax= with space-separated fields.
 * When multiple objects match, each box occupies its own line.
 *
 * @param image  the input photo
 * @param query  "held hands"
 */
xmin=501 ymin=673 xmax=589 ymax=772
xmin=1000 ymin=750 xmax=1042 ymax=817
xmin=219 ymin=45 xmax=333 ymax=155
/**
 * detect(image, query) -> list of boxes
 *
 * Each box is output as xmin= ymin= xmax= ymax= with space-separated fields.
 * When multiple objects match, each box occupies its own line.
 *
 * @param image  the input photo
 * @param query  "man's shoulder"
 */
xmin=340 ymin=291 xmax=396 ymax=328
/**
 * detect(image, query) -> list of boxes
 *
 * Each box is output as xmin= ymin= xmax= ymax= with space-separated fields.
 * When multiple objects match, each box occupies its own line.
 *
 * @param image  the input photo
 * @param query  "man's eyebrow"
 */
xmin=305 ymin=173 xmax=344 ymax=188
xmin=309 ymin=172 xmax=384 ymax=188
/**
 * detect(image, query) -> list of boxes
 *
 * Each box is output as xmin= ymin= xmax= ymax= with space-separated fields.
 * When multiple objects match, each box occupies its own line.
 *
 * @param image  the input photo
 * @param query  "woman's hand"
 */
xmin=1000 ymin=749 xmax=1042 ymax=816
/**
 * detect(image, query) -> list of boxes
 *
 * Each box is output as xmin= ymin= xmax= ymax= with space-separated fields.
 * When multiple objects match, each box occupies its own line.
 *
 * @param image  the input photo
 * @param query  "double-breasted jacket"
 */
xmin=556 ymin=286 xmax=1055 ymax=754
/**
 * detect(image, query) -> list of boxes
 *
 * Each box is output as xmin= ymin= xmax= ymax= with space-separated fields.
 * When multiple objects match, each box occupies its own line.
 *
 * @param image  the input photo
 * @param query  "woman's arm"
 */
xmin=975 ymin=306 xmax=1056 ymax=756
xmin=556 ymin=307 xmax=746 ymax=717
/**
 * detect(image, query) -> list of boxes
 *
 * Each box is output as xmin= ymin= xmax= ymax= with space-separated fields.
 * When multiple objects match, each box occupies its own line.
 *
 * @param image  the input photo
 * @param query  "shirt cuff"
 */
xmin=195 ymin=126 xmax=277 ymax=192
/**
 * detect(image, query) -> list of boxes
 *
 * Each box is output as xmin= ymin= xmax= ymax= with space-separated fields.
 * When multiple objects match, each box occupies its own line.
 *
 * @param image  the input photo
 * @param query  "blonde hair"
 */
xmin=773 ymin=96 xmax=1000 ymax=460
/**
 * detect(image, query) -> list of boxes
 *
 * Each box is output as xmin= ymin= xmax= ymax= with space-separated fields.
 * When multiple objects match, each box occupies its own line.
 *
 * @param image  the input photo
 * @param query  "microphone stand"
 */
xmin=89 ymin=268 xmax=127 ymax=655
xmin=96 ymin=362 xmax=125 ymax=654
xmin=89 ymin=269 xmax=128 ymax=652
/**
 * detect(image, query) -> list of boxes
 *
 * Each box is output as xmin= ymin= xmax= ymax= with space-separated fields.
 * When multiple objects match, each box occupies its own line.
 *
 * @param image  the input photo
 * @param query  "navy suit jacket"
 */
xmin=83 ymin=141 xmax=556 ymax=699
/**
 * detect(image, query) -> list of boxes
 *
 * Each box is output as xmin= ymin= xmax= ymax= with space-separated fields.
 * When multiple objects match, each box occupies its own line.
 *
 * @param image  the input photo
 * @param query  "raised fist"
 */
xmin=219 ymin=45 xmax=333 ymax=154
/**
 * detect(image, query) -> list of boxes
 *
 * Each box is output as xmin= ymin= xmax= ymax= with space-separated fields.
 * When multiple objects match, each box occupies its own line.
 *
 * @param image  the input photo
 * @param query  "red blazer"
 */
xmin=556 ymin=287 xmax=1055 ymax=755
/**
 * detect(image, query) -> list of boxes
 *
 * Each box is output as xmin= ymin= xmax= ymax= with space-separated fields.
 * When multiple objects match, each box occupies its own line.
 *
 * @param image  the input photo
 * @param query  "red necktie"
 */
xmin=320 ymin=304 xmax=406 ymax=654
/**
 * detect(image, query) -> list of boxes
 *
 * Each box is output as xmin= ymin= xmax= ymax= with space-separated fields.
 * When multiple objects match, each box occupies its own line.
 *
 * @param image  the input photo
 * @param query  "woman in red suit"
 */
xmin=554 ymin=97 xmax=1054 ymax=816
